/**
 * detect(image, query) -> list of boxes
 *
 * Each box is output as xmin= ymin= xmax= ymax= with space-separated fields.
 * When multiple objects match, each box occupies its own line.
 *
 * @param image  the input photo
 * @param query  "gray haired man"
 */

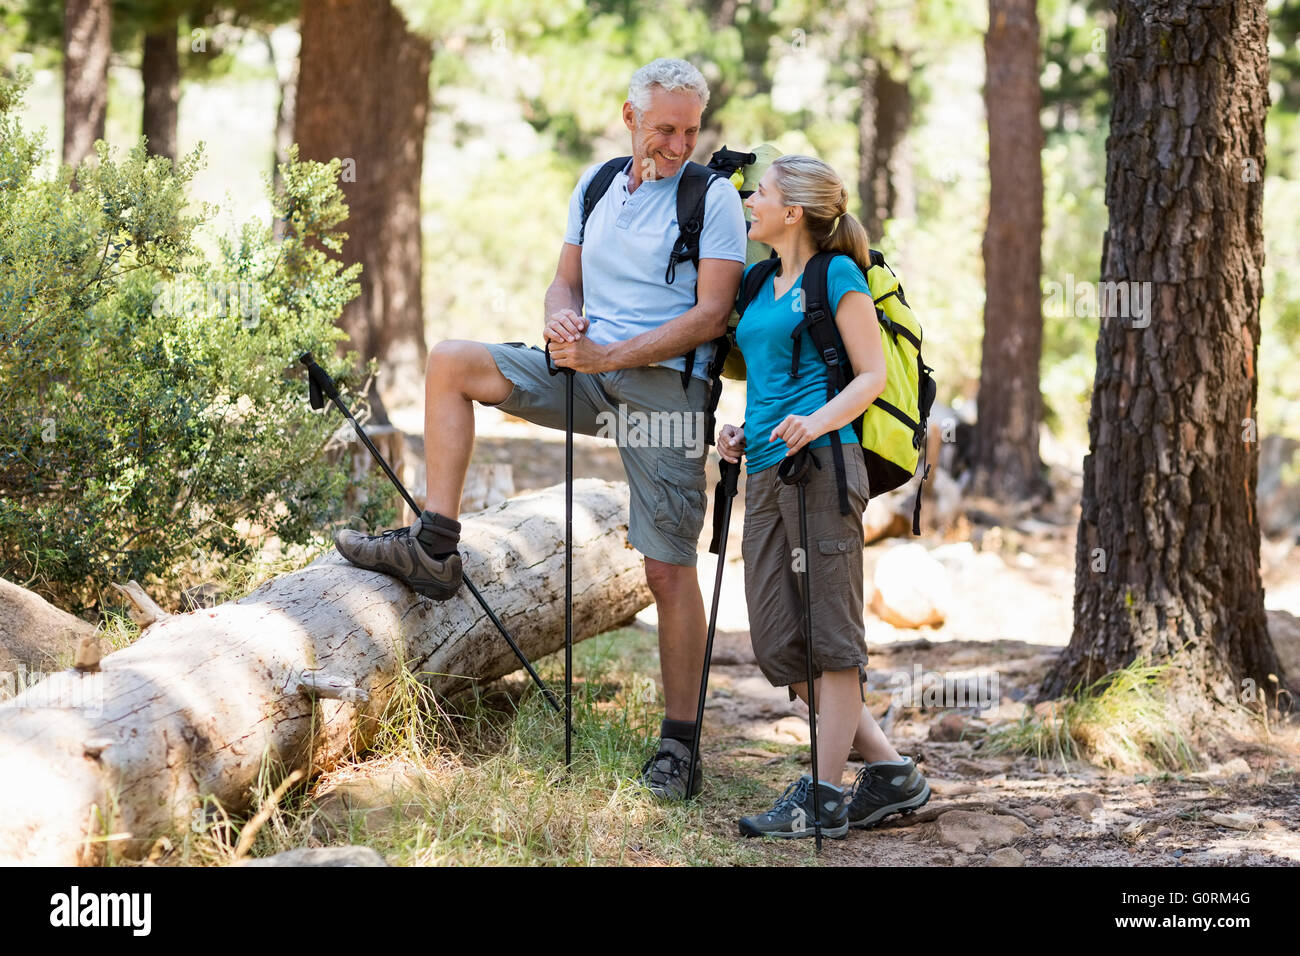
xmin=336 ymin=58 xmax=747 ymax=799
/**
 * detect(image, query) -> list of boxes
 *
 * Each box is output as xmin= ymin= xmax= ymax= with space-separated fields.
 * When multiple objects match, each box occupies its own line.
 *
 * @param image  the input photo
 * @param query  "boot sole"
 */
xmin=738 ymin=820 xmax=850 ymax=839
xmin=848 ymin=782 xmax=932 ymax=829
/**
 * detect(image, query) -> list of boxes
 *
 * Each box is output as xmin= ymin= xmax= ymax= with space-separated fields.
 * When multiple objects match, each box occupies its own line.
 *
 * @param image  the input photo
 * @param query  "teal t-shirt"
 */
xmin=734 ymin=255 xmax=870 ymax=475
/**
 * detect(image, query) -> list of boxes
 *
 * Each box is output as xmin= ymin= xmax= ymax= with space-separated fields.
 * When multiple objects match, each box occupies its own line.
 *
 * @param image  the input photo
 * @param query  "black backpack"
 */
xmin=578 ymin=148 xmax=758 ymax=445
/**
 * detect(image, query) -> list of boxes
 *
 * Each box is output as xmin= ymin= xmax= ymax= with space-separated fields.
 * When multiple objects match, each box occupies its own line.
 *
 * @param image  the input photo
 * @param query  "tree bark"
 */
xmin=141 ymin=18 xmax=180 ymax=161
xmin=1040 ymin=0 xmax=1289 ymax=705
xmin=858 ymin=56 xmax=911 ymax=241
xmin=971 ymin=0 xmax=1048 ymax=503
xmin=293 ymin=0 xmax=431 ymax=416
xmin=62 ymin=0 xmax=111 ymax=169
xmin=0 ymin=480 xmax=651 ymax=865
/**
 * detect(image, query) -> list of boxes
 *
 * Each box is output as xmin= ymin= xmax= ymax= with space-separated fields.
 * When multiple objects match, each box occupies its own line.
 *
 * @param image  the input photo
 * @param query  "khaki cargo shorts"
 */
xmin=741 ymin=442 xmax=870 ymax=691
xmin=480 ymin=342 xmax=710 ymax=567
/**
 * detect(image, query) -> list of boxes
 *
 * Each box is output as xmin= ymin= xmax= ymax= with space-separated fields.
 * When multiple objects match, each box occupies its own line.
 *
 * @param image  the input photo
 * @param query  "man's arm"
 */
xmin=543 ymin=242 xmax=585 ymax=341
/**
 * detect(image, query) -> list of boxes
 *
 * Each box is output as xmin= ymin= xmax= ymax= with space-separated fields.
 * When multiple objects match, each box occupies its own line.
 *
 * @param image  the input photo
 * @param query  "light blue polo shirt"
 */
xmin=563 ymin=158 xmax=747 ymax=381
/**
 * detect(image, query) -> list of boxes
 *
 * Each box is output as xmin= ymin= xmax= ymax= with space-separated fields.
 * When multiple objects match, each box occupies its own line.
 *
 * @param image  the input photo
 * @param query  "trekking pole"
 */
xmin=687 ymin=455 xmax=741 ymax=801
xmin=299 ymin=352 xmax=562 ymax=715
xmin=544 ymin=343 xmax=574 ymax=771
xmin=778 ymin=447 xmax=823 ymax=852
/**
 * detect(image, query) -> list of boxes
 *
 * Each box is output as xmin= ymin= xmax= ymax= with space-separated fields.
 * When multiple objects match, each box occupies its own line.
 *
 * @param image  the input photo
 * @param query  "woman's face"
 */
xmin=743 ymin=168 xmax=796 ymax=245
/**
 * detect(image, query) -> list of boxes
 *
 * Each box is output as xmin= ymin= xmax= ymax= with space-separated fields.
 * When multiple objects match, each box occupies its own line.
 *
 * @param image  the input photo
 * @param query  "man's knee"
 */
xmin=427 ymin=340 xmax=510 ymax=404
xmin=644 ymin=557 xmax=697 ymax=599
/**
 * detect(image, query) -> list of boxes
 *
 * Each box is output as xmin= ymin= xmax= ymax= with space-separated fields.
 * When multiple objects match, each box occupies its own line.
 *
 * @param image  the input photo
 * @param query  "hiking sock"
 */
xmin=414 ymin=510 xmax=461 ymax=558
xmin=660 ymin=718 xmax=697 ymax=749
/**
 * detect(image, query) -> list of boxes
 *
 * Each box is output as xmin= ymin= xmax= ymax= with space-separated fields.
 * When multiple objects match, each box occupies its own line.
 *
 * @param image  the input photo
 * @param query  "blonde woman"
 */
xmin=717 ymin=155 xmax=929 ymax=838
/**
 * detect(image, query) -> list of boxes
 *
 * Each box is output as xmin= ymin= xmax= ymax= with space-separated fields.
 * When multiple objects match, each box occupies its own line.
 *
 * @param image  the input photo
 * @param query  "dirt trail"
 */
xmin=401 ymin=407 xmax=1300 ymax=866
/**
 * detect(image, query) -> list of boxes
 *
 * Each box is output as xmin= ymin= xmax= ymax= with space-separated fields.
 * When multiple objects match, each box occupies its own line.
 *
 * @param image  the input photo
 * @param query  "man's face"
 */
xmin=623 ymin=86 xmax=703 ymax=180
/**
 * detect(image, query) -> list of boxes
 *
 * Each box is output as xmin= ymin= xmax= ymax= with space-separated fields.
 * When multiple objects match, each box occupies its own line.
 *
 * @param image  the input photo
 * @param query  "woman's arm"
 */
xmin=768 ymin=288 xmax=887 ymax=455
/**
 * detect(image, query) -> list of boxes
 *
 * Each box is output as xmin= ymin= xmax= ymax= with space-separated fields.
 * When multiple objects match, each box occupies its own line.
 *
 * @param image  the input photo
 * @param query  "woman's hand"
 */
xmin=717 ymin=423 xmax=746 ymax=463
xmin=770 ymin=413 xmax=827 ymax=457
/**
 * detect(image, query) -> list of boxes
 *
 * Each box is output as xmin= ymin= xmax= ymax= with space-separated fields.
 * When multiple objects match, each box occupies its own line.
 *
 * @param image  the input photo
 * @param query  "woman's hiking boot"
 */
xmin=847 ymin=757 xmax=930 ymax=828
xmin=334 ymin=510 xmax=463 ymax=601
xmin=737 ymin=774 xmax=849 ymax=839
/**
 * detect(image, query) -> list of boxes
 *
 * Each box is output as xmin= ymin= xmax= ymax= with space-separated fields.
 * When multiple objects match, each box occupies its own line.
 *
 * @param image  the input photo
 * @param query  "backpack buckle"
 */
xmin=822 ymin=347 xmax=840 ymax=367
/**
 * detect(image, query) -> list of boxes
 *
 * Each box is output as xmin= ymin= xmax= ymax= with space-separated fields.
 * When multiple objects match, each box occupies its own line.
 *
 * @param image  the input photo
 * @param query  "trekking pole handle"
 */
xmin=299 ymin=352 xmax=342 ymax=406
xmin=718 ymin=456 xmax=740 ymax=498
xmin=544 ymin=340 xmax=574 ymax=377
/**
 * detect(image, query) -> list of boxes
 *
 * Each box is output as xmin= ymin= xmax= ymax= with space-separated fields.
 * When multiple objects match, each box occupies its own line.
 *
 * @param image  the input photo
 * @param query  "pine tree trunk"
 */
xmin=141 ymin=19 xmax=179 ymax=161
xmin=293 ymin=0 xmax=431 ymax=415
xmin=858 ymin=59 xmax=911 ymax=242
xmin=62 ymin=0 xmax=111 ymax=169
xmin=971 ymin=0 xmax=1048 ymax=502
xmin=1040 ymin=0 xmax=1290 ymax=705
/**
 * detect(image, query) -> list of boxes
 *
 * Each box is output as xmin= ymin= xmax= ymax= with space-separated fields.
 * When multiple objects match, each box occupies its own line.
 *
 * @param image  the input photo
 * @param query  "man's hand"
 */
xmin=544 ymin=308 xmax=587 ymax=343
xmin=548 ymin=334 xmax=612 ymax=374
xmin=717 ymin=423 xmax=745 ymax=464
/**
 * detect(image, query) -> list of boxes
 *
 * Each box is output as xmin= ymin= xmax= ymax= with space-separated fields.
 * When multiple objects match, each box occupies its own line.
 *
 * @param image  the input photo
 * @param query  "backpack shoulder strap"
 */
xmin=737 ymin=256 xmax=781 ymax=317
xmin=579 ymin=156 xmax=631 ymax=244
xmin=788 ymin=251 xmax=846 ymax=382
xmin=793 ymin=251 xmax=853 ymax=516
xmin=666 ymin=161 xmax=717 ymax=284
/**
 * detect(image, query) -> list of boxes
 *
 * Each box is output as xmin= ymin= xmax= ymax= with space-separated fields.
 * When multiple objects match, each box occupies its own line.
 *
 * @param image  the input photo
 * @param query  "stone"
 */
xmin=1066 ymin=791 xmax=1103 ymax=819
xmin=986 ymin=847 xmax=1025 ymax=867
xmin=1206 ymin=812 xmax=1259 ymax=832
xmin=871 ymin=543 xmax=952 ymax=628
xmin=935 ymin=810 xmax=1030 ymax=851
xmin=238 ymin=846 xmax=388 ymax=867
xmin=928 ymin=712 xmax=968 ymax=742
xmin=1040 ymin=844 xmax=1068 ymax=861
xmin=1025 ymin=805 xmax=1055 ymax=821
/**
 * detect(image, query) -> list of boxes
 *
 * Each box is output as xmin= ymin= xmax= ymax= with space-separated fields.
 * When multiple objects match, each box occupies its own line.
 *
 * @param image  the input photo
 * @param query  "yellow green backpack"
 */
xmin=736 ymin=250 xmax=937 ymax=534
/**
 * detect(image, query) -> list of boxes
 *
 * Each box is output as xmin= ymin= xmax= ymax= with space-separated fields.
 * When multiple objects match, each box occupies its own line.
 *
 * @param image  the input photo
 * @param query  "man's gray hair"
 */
xmin=628 ymin=58 xmax=709 ymax=118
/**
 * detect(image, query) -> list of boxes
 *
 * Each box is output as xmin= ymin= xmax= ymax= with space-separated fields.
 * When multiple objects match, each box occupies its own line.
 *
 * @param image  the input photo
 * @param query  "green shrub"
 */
xmin=0 ymin=74 xmax=393 ymax=614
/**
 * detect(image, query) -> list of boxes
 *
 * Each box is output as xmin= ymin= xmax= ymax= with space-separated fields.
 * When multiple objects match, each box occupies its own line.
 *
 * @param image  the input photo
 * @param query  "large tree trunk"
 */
xmin=1040 ymin=0 xmax=1289 ymax=705
xmin=858 ymin=56 xmax=911 ymax=241
xmin=62 ymin=0 xmax=111 ymax=169
xmin=294 ymin=0 xmax=431 ymax=417
xmin=0 ymin=480 xmax=651 ymax=865
xmin=141 ymin=17 xmax=180 ymax=161
xmin=971 ymin=0 xmax=1048 ymax=503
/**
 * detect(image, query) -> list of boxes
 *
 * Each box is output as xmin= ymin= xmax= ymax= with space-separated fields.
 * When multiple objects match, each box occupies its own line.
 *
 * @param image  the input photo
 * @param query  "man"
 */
xmin=335 ymin=58 xmax=747 ymax=800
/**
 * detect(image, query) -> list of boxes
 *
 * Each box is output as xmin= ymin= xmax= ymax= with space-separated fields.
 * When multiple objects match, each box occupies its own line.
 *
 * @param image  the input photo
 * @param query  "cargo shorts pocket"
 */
xmin=653 ymin=455 xmax=707 ymax=538
xmin=816 ymin=537 xmax=858 ymax=591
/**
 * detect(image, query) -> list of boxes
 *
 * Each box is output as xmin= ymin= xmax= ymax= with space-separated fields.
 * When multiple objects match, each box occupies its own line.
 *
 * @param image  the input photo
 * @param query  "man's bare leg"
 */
xmin=423 ymin=340 xmax=512 ymax=519
xmin=644 ymin=558 xmax=707 ymax=722
xmin=790 ymin=673 xmax=902 ymax=785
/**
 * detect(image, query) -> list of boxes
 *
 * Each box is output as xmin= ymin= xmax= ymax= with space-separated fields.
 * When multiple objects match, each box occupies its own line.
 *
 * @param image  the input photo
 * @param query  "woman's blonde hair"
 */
xmin=768 ymin=154 xmax=873 ymax=276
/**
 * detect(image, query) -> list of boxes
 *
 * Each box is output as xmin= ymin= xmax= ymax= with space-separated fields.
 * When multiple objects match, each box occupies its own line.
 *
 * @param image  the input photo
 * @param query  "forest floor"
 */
xmin=299 ymin=406 xmax=1300 ymax=868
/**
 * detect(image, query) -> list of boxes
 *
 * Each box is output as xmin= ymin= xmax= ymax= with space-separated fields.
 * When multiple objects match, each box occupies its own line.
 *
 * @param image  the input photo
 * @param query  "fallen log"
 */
xmin=0 ymin=479 xmax=651 ymax=865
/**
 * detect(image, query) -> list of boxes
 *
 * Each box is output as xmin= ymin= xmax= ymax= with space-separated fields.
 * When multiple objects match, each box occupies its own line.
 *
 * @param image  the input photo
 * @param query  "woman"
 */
xmin=717 ymin=155 xmax=930 ymax=839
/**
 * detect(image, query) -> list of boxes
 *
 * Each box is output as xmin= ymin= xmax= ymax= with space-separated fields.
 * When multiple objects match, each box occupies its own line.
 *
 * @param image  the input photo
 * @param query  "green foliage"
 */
xmin=0 ymin=74 xmax=391 ymax=614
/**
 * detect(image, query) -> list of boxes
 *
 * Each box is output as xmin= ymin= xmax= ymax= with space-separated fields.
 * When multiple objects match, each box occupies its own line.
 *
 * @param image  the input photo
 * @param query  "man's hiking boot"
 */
xmin=847 ymin=756 xmax=930 ymax=829
xmin=638 ymin=737 xmax=702 ymax=801
xmin=334 ymin=510 xmax=463 ymax=601
xmin=737 ymin=774 xmax=849 ymax=839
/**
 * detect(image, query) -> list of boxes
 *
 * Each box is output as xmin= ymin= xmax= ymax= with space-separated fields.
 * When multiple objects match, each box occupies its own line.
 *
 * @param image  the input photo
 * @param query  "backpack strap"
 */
xmin=792 ymin=251 xmax=853 ymax=516
xmin=737 ymin=256 xmax=780 ymax=318
xmin=673 ymin=161 xmax=720 ymax=393
xmin=579 ymin=156 xmax=631 ymax=244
